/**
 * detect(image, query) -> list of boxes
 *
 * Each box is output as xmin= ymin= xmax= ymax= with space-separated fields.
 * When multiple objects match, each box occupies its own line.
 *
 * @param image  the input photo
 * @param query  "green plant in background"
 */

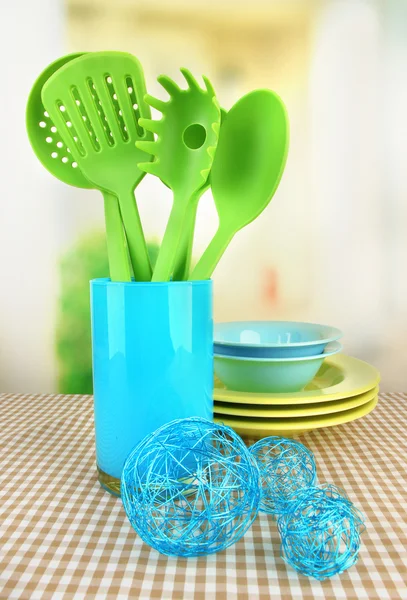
xmin=56 ymin=231 xmax=159 ymax=394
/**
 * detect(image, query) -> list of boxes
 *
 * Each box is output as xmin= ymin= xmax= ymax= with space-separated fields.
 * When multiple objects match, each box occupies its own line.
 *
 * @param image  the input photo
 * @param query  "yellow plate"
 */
xmin=214 ymin=385 xmax=378 ymax=418
xmin=214 ymin=354 xmax=380 ymax=405
xmin=214 ymin=395 xmax=378 ymax=438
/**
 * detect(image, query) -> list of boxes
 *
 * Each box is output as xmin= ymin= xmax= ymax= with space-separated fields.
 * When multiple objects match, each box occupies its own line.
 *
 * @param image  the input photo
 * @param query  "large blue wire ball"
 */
xmin=121 ymin=417 xmax=261 ymax=557
xmin=249 ymin=436 xmax=317 ymax=516
xmin=278 ymin=484 xmax=365 ymax=580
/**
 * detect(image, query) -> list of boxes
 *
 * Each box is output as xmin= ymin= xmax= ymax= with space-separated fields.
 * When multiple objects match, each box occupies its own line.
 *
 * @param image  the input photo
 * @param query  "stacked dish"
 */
xmin=213 ymin=322 xmax=380 ymax=438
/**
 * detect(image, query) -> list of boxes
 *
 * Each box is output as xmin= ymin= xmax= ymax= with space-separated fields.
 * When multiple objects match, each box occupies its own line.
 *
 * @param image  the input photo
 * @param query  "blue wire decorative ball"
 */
xmin=121 ymin=417 xmax=261 ymax=557
xmin=278 ymin=484 xmax=365 ymax=580
xmin=249 ymin=436 xmax=317 ymax=516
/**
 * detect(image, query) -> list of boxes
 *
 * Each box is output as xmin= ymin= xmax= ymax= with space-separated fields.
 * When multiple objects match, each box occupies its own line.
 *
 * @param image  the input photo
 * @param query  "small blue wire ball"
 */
xmin=249 ymin=436 xmax=317 ymax=516
xmin=121 ymin=417 xmax=261 ymax=557
xmin=278 ymin=483 xmax=365 ymax=580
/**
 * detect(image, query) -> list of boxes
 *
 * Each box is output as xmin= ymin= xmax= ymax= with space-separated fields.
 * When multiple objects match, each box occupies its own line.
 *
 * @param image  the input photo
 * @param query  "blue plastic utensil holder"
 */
xmin=90 ymin=278 xmax=213 ymax=496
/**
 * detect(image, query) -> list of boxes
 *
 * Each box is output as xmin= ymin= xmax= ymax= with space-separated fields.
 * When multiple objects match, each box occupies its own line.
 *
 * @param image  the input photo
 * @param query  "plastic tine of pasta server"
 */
xmin=26 ymin=53 xmax=131 ymax=282
xmin=190 ymin=89 xmax=289 ymax=281
xmin=137 ymin=69 xmax=221 ymax=281
xmin=41 ymin=51 xmax=154 ymax=281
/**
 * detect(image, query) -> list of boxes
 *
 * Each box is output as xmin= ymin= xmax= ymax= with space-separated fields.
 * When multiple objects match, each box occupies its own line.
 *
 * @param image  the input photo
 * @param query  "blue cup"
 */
xmin=90 ymin=278 xmax=213 ymax=495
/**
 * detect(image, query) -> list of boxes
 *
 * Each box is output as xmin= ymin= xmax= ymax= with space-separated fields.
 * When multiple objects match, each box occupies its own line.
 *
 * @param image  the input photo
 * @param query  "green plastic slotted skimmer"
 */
xmin=26 ymin=53 xmax=131 ymax=282
xmin=190 ymin=89 xmax=289 ymax=281
xmin=172 ymin=107 xmax=227 ymax=281
xmin=137 ymin=69 xmax=221 ymax=282
xmin=41 ymin=51 xmax=154 ymax=281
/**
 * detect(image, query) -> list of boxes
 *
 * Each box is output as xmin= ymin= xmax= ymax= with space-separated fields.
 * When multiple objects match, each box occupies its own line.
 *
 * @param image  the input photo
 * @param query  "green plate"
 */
xmin=214 ymin=386 xmax=378 ymax=418
xmin=214 ymin=395 xmax=378 ymax=439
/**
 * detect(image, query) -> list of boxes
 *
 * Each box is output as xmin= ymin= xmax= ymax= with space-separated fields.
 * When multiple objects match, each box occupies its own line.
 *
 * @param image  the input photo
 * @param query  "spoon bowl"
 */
xmin=190 ymin=89 xmax=289 ymax=280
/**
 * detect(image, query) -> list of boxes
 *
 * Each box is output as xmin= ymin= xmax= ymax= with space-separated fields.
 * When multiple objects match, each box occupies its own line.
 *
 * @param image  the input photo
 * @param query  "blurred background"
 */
xmin=1 ymin=0 xmax=406 ymax=393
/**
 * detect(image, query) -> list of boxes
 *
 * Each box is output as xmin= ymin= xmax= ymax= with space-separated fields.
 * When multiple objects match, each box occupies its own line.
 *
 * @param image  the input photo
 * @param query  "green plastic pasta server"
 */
xmin=172 ymin=107 xmax=227 ymax=281
xmin=137 ymin=69 xmax=221 ymax=282
xmin=190 ymin=89 xmax=289 ymax=281
xmin=41 ymin=51 xmax=154 ymax=281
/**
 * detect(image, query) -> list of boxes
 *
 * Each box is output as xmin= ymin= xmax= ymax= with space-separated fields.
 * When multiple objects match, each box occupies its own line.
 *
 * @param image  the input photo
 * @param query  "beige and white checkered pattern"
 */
xmin=1 ymin=392 xmax=406 ymax=599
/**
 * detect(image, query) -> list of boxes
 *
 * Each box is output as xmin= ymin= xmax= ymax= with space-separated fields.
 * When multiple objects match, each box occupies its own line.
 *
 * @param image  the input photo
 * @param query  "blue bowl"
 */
xmin=214 ymin=321 xmax=342 ymax=359
xmin=214 ymin=342 xmax=343 ymax=393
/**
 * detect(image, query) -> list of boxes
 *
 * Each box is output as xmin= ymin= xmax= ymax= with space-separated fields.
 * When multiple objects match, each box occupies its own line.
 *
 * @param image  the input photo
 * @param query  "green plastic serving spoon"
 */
xmin=172 ymin=107 xmax=227 ymax=281
xmin=137 ymin=69 xmax=221 ymax=282
xmin=190 ymin=89 xmax=289 ymax=281
xmin=26 ymin=53 xmax=131 ymax=281
xmin=41 ymin=51 xmax=154 ymax=281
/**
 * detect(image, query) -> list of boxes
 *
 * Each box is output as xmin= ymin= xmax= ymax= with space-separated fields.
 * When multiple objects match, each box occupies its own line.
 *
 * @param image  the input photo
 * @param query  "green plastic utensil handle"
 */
xmin=103 ymin=192 xmax=131 ymax=282
xmin=190 ymin=227 xmax=233 ymax=281
xmin=172 ymin=189 xmax=202 ymax=281
xmin=172 ymin=109 xmax=226 ymax=281
xmin=117 ymin=187 xmax=151 ymax=282
xmin=152 ymin=193 xmax=189 ymax=281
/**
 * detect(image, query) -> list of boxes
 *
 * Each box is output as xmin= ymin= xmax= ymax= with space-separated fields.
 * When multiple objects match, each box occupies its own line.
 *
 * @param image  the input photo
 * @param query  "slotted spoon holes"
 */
xmin=64 ymin=78 xmax=129 ymax=151
xmin=43 ymin=69 xmax=147 ymax=169
xmin=105 ymin=74 xmax=129 ymax=142
xmin=85 ymin=78 xmax=114 ymax=148
xmin=103 ymin=74 xmax=145 ymax=140
xmin=39 ymin=113 xmax=77 ymax=169
xmin=56 ymin=95 xmax=89 ymax=156
xmin=67 ymin=73 xmax=146 ymax=147
xmin=125 ymin=76 xmax=144 ymax=137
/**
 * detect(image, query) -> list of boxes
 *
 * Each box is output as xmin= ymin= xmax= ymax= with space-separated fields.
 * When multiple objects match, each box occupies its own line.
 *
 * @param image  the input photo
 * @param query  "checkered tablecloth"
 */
xmin=1 ymin=392 xmax=406 ymax=599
